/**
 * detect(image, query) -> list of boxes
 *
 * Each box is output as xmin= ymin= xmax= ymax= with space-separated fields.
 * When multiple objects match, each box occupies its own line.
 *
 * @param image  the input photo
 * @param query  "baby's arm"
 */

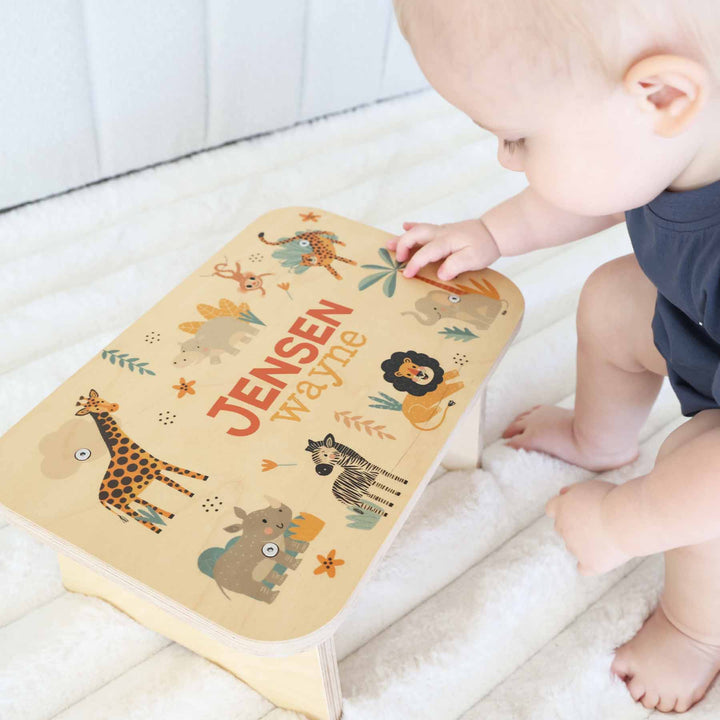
xmin=388 ymin=185 xmax=625 ymax=280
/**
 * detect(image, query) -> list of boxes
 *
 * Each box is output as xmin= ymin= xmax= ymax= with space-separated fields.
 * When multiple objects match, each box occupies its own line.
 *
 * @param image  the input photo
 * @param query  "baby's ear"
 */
xmin=623 ymin=54 xmax=709 ymax=137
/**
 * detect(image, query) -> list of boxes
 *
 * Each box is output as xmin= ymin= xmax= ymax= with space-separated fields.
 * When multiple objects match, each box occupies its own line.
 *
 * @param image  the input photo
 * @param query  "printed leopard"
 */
xmin=258 ymin=230 xmax=356 ymax=280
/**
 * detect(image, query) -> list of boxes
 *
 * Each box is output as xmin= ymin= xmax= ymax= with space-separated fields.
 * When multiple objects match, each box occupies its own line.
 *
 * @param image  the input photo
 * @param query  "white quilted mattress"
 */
xmin=1 ymin=88 xmax=705 ymax=719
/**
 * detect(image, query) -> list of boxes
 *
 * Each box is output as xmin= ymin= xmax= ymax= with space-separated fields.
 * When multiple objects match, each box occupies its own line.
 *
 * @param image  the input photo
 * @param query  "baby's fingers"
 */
xmin=436 ymin=246 xmax=479 ymax=280
xmin=403 ymin=238 xmax=452 ymax=278
xmin=386 ymin=222 xmax=420 ymax=251
xmin=394 ymin=223 xmax=440 ymax=262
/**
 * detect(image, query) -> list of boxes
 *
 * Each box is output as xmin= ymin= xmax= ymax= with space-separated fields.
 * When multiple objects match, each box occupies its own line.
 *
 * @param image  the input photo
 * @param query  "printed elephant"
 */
xmin=403 ymin=289 xmax=508 ymax=330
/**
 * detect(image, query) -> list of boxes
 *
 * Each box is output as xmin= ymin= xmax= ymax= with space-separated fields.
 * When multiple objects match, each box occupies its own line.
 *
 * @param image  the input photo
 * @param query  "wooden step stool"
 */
xmin=0 ymin=208 xmax=523 ymax=719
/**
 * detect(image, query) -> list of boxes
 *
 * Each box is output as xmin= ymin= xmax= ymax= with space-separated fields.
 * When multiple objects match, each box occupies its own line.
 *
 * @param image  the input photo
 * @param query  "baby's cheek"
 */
xmin=525 ymin=155 xmax=607 ymax=217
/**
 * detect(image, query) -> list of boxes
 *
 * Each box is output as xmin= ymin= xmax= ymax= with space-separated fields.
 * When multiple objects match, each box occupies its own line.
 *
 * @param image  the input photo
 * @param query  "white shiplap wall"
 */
xmin=0 ymin=0 xmax=427 ymax=211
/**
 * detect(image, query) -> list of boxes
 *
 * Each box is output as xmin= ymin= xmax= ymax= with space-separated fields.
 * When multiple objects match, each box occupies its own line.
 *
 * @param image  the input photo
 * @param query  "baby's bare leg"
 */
xmin=611 ymin=409 xmax=720 ymax=713
xmin=503 ymin=253 xmax=667 ymax=470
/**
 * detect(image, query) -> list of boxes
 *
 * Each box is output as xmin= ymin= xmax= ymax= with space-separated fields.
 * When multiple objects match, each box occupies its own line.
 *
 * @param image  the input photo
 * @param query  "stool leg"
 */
xmin=440 ymin=386 xmax=487 ymax=471
xmin=57 ymin=554 xmax=342 ymax=720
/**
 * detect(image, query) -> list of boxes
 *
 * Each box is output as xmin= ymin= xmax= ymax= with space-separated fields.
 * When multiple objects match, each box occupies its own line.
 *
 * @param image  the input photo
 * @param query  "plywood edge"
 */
xmin=58 ymin=554 xmax=341 ymax=720
xmin=0 ymin=505 xmax=342 ymax=657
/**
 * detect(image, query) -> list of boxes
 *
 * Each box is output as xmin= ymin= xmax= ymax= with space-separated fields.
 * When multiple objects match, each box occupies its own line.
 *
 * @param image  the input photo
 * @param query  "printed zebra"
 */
xmin=305 ymin=433 xmax=408 ymax=519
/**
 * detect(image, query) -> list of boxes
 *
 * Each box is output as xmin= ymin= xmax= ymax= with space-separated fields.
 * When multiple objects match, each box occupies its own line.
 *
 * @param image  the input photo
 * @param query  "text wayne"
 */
xmin=207 ymin=299 xmax=364 ymax=436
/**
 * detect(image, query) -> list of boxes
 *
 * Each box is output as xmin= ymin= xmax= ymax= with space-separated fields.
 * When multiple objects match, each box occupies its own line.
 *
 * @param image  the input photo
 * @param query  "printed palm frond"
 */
xmin=346 ymin=502 xmax=384 ymax=530
xmin=101 ymin=349 xmax=156 ymax=375
xmin=238 ymin=309 xmax=265 ymax=326
xmin=334 ymin=411 xmax=396 ymax=440
xmin=368 ymin=391 xmax=403 ymax=412
xmin=134 ymin=505 xmax=166 ymax=526
xmin=358 ymin=248 xmax=406 ymax=298
xmin=438 ymin=326 xmax=479 ymax=342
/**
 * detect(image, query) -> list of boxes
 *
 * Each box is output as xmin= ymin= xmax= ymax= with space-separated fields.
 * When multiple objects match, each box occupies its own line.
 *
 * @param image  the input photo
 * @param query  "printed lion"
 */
xmin=381 ymin=350 xmax=444 ymax=396
xmin=380 ymin=350 xmax=464 ymax=431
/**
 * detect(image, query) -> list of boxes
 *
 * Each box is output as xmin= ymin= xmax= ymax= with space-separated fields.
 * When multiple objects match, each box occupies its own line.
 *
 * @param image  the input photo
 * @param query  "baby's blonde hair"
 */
xmin=394 ymin=0 xmax=720 ymax=88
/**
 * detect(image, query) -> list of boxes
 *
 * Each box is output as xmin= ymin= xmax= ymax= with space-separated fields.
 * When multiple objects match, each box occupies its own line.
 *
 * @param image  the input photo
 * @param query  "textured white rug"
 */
xmin=0 ymin=88 xmax=707 ymax=719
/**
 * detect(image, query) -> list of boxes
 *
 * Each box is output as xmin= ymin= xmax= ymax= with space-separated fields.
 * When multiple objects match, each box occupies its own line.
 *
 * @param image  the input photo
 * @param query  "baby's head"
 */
xmin=394 ymin=0 xmax=720 ymax=215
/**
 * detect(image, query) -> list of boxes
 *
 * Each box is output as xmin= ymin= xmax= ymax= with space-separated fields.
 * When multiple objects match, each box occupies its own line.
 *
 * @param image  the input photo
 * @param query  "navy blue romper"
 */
xmin=626 ymin=177 xmax=720 ymax=417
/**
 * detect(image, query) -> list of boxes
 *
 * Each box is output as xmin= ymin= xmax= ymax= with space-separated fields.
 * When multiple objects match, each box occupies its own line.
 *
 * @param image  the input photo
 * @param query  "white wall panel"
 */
xmin=299 ymin=0 xmax=392 ymax=120
xmin=82 ymin=0 xmax=206 ymax=176
xmin=380 ymin=14 xmax=428 ymax=99
xmin=205 ymin=0 xmax=306 ymax=146
xmin=0 ymin=0 xmax=98 ymax=210
xmin=0 ymin=0 xmax=428 ymax=211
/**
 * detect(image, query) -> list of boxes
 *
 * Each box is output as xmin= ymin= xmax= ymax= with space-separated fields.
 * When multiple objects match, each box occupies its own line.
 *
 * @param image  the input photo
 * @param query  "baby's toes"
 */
xmin=657 ymin=694 xmax=682 ymax=713
xmin=610 ymin=653 xmax=632 ymax=681
xmin=501 ymin=406 xmax=540 ymax=437
xmin=501 ymin=420 xmax=527 ymax=439
xmin=504 ymin=436 xmax=531 ymax=452
xmin=640 ymin=688 xmax=660 ymax=710
xmin=626 ymin=676 xmax=646 ymax=703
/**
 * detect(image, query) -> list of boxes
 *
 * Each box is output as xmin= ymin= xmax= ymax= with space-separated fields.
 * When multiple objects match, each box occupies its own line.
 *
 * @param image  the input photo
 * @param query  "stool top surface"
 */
xmin=0 ymin=207 xmax=523 ymax=653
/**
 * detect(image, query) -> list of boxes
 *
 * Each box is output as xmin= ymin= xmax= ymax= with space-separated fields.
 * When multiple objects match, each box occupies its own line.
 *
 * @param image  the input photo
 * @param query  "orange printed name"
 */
xmin=206 ymin=299 xmax=353 ymax=436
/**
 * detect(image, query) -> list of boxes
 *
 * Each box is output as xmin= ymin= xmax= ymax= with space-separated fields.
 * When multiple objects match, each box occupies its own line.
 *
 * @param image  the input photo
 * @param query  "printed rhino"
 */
xmin=174 ymin=316 xmax=260 ymax=367
xmin=403 ymin=289 xmax=508 ymax=330
xmin=211 ymin=496 xmax=308 ymax=603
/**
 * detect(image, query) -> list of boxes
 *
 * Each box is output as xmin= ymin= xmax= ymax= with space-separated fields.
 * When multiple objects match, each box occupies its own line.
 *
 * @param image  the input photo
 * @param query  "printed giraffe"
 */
xmin=75 ymin=389 xmax=207 ymax=534
xmin=258 ymin=230 xmax=356 ymax=280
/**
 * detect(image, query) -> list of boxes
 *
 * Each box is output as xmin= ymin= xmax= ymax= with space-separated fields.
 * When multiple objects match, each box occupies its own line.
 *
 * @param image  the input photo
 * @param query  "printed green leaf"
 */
xmin=378 ymin=247 xmax=393 ymax=267
xmin=438 ymin=326 xmax=479 ymax=342
xmin=134 ymin=505 xmax=166 ymax=527
xmin=238 ymin=310 xmax=266 ymax=326
xmin=368 ymin=392 xmax=403 ymax=412
xmin=101 ymin=349 xmax=156 ymax=375
xmin=383 ymin=271 xmax=397 ymax=298
xmin=358 ymin=271 xmax=388 ymax=291
xmin=346 ymin=506 xmax=382 ymax=530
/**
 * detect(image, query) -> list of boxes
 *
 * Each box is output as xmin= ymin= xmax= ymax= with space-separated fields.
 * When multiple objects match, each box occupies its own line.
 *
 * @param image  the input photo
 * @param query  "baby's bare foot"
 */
xmin=611 ymin=603 xmax=720 ymax=713
xmin=501 ymin=405 xmax=639 ymax=471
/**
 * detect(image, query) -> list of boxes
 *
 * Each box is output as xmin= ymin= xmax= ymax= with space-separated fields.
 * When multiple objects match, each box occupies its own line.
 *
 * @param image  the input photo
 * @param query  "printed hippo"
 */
xmin=173 ymin=316 xmax=260 ymax=367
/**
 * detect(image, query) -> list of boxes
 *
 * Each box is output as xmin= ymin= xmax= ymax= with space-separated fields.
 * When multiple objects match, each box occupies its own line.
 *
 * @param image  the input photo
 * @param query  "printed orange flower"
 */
xmin=314 ymin=549 xmax=345 ymax=577
xmin=300 ymin=211 xmax=321 ymax=222
xmin=172 ymin=378 xmax=196 ymax=398
xmin=261 ymin=459 xmax=297 ymax=472
xmin=277 ymin=282 xmax=293 ymax=300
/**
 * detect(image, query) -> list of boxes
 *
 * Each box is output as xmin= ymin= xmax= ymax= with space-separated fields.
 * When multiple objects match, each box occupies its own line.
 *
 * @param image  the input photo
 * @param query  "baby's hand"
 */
xmin=386 ymin=219 xmax=500 ymax=281
xmin=545 ymin=479 xmax=632 ymax=576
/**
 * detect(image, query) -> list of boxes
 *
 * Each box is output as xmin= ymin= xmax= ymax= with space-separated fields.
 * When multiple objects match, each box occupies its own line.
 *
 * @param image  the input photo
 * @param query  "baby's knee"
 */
xmin=576 ymin=257 xmax=631 ymax=346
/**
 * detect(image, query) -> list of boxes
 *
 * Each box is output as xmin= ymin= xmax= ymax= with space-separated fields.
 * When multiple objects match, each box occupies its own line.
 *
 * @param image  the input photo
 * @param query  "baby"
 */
xmin=389 ymin=0 xmax=720 ymax=713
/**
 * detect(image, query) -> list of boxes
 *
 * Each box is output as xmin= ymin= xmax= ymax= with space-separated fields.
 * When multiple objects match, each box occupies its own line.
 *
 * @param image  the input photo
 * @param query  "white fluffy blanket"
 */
xmin=0 ymin=89 xmax=704 ymax=720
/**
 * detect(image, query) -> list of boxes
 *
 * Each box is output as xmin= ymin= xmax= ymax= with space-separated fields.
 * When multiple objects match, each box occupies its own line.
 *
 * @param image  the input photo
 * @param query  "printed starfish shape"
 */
xmin=314 ymin=549 xmax=345 ymax=577
xmin=172 ymin=378 xmax=196 ymax=398
xmin=299 ymin=211 xmax=321 ymax=222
